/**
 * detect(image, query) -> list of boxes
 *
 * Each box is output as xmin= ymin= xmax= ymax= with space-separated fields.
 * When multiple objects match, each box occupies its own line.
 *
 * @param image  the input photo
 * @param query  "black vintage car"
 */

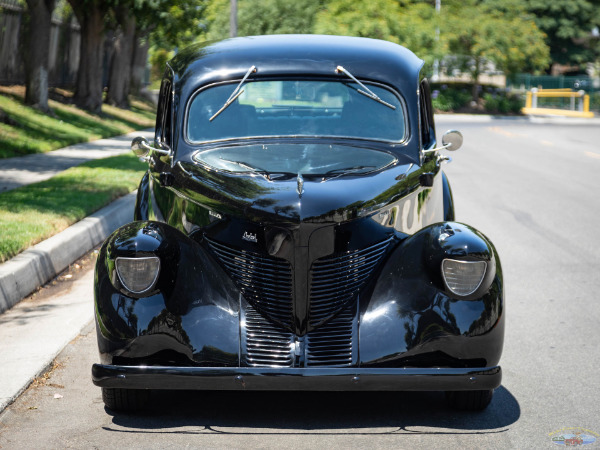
xmin=92 ymin=35 xmax=504 ymax=412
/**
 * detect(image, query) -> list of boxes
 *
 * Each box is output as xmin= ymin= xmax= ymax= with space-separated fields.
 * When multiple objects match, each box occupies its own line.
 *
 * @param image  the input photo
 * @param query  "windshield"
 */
xmin=187 ymin=80 xmax=405 ymax=143
xmin=192 ymin=143 xmax=396 ymax=177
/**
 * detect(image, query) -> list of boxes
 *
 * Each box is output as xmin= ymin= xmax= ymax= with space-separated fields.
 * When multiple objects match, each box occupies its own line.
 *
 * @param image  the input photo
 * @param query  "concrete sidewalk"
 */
xmin=0 ymin=129 xmax=153 ymax=192
xmin=0 ymin=266 xmax=96 ymax=413
xmin=0 ymin=192 xmax=136 ymax=412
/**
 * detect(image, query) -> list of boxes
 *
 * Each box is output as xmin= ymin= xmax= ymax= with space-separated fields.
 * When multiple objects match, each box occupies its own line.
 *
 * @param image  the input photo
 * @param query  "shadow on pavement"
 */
xmin=104 ymin=386 xmax=519 ymax=436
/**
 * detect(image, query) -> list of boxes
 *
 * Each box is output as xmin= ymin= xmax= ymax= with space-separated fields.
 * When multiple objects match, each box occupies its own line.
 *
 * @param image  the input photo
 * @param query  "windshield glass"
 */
xmin=192 ymin=143 xmax=396 ymax=177
xmin=187 ymin=80 xmax=405 ymax=143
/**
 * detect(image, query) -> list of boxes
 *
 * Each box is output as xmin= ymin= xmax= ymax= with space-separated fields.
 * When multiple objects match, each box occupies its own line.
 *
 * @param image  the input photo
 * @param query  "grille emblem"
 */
xmin=242 ymin=231 xmax=258 ymax=243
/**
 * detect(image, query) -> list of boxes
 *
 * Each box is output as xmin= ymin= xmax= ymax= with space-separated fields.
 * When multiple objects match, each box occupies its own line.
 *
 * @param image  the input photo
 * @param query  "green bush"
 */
xmin=590 ymin=92 xmax=600 ymax=112
xmin=483 ymin=92 xmax=523 ymax=114
xmin=430 ymin=82 xmax=523 ymax=114
xmin=431 ymin=85 xmax=471 ymax=111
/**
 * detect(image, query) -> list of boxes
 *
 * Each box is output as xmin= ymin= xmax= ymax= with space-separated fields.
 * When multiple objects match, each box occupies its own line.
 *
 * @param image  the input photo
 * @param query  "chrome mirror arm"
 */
xmin=131 ymin=136 xmax=172 ymax=158
xmin=423 ymin=130 xmax=463 ymax=154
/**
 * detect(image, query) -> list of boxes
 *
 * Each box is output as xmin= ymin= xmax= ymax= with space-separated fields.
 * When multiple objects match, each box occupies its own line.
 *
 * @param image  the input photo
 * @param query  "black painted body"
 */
xmin=94 ymin=35 xmax=504 ymax=392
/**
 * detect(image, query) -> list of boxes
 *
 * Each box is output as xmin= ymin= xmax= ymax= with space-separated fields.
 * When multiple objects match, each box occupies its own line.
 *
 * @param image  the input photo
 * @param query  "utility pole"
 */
xmin=230 ymin=0 xmax=237 ymax=38
xmin=432 ymin=0 xmax=441 ymax=81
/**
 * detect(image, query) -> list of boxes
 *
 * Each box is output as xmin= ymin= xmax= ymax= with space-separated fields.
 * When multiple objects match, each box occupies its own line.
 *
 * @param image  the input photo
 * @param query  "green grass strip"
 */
xmin=0 ymin=92 xmax=155 ymax=159
xmin=0 ymin=153 xmax=146 ymax=263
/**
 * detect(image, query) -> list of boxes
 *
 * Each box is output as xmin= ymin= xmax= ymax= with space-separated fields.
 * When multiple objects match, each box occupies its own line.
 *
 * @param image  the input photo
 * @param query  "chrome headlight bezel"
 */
xmin=115 ymin=256 xmax=161 ymax=294
xmin=441 ymin=258 xmax=487 ymax=297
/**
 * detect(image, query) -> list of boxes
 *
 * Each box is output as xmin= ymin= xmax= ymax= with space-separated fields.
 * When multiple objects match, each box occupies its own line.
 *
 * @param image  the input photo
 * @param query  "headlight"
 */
xmin=115 ymin=256 xmax=160 ymax=294
xmin=441 ymin=259 xmax=487 ymax=296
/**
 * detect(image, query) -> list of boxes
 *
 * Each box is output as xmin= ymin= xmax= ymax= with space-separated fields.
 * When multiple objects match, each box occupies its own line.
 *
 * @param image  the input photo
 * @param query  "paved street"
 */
xmin=0 ymin=117 xmax=599 ymax=448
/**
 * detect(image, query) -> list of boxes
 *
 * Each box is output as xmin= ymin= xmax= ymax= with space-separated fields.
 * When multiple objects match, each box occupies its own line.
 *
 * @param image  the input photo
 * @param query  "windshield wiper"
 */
xmin=218 ymin=157 xmax=292 ymax=181
xmin=335 ymin=66 xmax=396 ymax=110
xmin=321 ymin=165 xmax=376 ymax=181
xmin=209 ymin=65 xmax=257 ymax=121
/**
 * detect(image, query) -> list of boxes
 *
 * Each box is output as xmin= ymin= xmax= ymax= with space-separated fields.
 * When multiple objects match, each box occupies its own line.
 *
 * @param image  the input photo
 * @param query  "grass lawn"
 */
xmin=0 ymin=86 xmax=155 ymax=159
xmin=0 ymin=153 xmax=146 ymax=263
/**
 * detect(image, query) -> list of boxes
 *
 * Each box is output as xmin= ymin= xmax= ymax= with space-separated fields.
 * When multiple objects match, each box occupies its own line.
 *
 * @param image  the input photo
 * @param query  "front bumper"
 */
xmin=92 ymin=364 xmax=502 ymax=391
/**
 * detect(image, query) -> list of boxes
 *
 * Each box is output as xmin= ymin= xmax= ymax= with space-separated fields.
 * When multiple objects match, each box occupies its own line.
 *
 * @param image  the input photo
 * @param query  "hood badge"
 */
xmin=242 ymin=231 xmax=258 ymax=243
xmin=296 ymin=173 xmax=304 ymax=197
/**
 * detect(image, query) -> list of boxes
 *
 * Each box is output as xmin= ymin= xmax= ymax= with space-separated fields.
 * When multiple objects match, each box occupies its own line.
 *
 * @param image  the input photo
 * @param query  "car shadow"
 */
xmin=104 ymin=386 xmax=519 ymax=436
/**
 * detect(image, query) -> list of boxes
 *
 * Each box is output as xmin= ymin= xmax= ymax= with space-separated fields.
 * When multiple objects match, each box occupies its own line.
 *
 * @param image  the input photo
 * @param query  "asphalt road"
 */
xmin=1 ymin=117 xmax=599 ymax=449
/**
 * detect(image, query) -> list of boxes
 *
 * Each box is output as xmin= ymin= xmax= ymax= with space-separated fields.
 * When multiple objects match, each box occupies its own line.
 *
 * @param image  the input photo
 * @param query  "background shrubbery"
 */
xmin=430 ymin=83 xmax=524 ymax=114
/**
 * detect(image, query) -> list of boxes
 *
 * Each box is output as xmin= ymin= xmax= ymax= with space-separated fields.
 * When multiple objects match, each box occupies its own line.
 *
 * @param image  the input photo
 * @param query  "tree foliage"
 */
xmin=526 ymin=0 xmax=600 ymax=69
xmin=314 ymin=0 xmax=440 ymax=71
xmin=442 ymin=0 xmax=549 ymax=99
xmin=204 ymin=0 xmax=325 ymax=41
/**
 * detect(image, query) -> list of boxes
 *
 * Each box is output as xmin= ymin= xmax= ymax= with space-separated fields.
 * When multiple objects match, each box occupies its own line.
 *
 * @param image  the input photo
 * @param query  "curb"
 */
xmin=435 ymin=113 xmax=600 ymax=125
xmin=0 ymin=192 xmax=137 ymax=314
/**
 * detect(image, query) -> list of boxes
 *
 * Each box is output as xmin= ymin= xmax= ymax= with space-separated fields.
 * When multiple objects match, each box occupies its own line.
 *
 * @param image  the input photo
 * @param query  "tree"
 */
xmin=136 ymin=0 xmax=206 ymax=92
xmin=526 ymin=0 xmax=600 ymax=70
xmin=313 ymin=0 xmax=406 ymax=43
xmin=313 ymin=0 xmax=440 ymax=71
xmin=204 ymin=0 xmax=325 ymax=41
xmin=23 ymin=0 xmax=56 ymax=112
xmin=443 ymin=0 xmax=549 ymax=100
xmin=105 ymin=3 xmax=136 ymax=107
xmin=67 ymin=0 xmax=111 ymax=113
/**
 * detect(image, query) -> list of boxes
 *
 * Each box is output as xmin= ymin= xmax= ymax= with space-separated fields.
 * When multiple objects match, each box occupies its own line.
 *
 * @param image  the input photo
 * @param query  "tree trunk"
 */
xmin=67 ymin=0 xmax=107 ymax=113
xmin=130 ymin=29 xmax=150 ymax=96
xmin=24 ymin=0 xmax=56 ymax=112
xmin=471 ymin=57 xmax=481 ymax=103
xmin=106 ymin=7 xmax=136 ymax=108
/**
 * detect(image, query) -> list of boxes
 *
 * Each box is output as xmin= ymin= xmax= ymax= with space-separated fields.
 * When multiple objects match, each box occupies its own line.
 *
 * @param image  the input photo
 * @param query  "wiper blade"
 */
xmin=209 ymin=65 xmax=257 ymax=121
xmin=321 ymin=165 xmax=376 ymax=181
xmin=335 ymin=66 xmax=396 ymax=110
xmin=218 ymin=157 xmax=292 ymax=181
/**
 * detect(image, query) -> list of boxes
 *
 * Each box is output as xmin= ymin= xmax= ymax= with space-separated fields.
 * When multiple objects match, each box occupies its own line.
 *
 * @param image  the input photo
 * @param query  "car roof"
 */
xmin=168 ymin=35 xmax=424 ymax=95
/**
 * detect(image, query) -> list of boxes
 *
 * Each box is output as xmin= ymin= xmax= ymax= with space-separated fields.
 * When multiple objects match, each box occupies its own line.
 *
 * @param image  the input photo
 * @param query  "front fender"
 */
xmin=359 ymin=222 xmax=504 ymax=368
xmin=94 ymin=221 xmax=240 ymax=366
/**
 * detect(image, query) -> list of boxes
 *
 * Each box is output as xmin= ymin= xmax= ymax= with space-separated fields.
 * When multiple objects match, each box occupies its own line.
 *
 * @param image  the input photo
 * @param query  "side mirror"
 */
xmin=131 ymin=136 xmax=151 ymax=158
xmin=131 ymin=136 xmax=172 ymax=158
xmin=441 ymin=130 xmax=463 ymax=151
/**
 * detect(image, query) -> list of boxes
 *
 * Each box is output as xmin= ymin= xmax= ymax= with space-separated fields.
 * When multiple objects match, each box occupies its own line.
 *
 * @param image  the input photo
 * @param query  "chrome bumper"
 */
xmin=92 ymin=364 xmax=501 ymax=391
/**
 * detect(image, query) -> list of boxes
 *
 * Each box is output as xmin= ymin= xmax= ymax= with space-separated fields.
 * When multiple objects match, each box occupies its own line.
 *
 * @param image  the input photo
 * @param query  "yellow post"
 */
xmin=584 ymin=94 xmax=590 ymax=112
xmin=525 ymin=91 xmax=532 ymax=108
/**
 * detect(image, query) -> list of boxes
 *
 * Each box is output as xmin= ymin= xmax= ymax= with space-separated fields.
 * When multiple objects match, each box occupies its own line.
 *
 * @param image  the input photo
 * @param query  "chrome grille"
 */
xmin=306 ymin=303 xmax=356 ymax=367
xmin=309 ymin=236 xmax=393 ymax=327
xmin=243 ymin=304 xmax=294 ymax=367
xmin=242 ymin=302 xmax=357 ymax=368
xmin=206 ymin=238 xmax=294 ymax=328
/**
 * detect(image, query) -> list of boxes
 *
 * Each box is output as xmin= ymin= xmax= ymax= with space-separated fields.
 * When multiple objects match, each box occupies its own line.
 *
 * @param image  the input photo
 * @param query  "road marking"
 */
xmin=488 ymin=126 xmax=516 ymax=137
xmin=584 ymin=151 xmax=600 ymax=160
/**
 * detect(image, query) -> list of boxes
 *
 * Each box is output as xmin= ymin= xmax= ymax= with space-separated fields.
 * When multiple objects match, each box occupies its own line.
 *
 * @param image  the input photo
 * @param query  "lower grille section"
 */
xmin=242 ymin=301 xmax=357 ymax=368
xmin=306 ymin=304 xmax=356 ymax=367
xmin=244 ymin=304 xmax=294 ymax=367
